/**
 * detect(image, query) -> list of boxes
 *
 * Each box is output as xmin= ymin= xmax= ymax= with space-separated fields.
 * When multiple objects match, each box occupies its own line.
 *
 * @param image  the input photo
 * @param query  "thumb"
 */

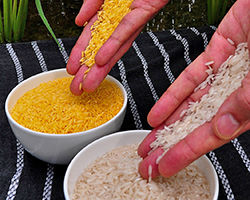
xmin=213 ymin=76 xmax=250 ymax=140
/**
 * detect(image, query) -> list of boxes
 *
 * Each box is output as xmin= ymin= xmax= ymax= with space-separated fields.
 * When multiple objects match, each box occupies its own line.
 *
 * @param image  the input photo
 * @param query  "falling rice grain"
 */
xmin=148 ymin=165 xmax=153 ymax=182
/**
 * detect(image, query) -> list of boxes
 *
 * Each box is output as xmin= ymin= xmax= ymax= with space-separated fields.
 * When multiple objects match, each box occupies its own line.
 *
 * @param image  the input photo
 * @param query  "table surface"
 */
xmin=1 ymin=26 xmax=250 ymax=200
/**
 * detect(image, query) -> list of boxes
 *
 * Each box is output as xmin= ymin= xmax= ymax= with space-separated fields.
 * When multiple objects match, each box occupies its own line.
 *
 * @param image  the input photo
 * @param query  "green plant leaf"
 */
xmin=35 ymin=0 xmax=62 ymax=49
xmin=0 ymin=9 xmax=4 ymax=43
xmin=219 ymin=0 xmax=228 ymax=21
xmin=19 ymin=0 xmax=29 ymax=41
xmin=12 ymin=0 xmax=18 ymax=40
xmin=207 ymin=0 xmax=229 ymax=25
xmin=207 ymin=0 xmax=212 ymax=24
xmin=13 ymin=0 xmax=28 ymax=42
xmin=3 ymin=0 xmax=12 ymax=42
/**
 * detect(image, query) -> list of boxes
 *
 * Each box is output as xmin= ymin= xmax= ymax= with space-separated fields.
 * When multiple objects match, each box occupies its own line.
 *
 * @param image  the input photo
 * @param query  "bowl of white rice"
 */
xmin=64 ymin=130 xmax=219 ymax=200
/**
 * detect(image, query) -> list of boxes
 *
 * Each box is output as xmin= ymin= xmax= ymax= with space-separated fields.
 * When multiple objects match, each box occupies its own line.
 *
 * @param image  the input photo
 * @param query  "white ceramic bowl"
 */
xmin=64 ymin=130 xmax=219 ymax=200
xmin=5 ymin=68 xmax=127 ymax=164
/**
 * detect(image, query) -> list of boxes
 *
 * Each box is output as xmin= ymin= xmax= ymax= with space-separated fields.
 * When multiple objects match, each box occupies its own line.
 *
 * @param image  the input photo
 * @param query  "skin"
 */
xmin=67 ymin=0 xmax=250 ymax=179
xmin=67 ymin=0 xmax=170 ymax=94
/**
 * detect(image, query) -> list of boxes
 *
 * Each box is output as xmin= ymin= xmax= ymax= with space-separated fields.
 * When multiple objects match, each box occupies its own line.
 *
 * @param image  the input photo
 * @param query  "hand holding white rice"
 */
xmin=150 ymin=42 xmax=250 ymax=162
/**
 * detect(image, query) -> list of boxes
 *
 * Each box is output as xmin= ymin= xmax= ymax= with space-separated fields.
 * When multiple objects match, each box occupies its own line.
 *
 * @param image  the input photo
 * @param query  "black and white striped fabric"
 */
xmin=1 ymin=26 xmax=250 ymax=200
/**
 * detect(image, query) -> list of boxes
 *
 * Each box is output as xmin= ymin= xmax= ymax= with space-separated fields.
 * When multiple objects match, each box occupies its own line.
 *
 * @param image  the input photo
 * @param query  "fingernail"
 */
xmin=216 ymin=113 xmax=239 ymax=139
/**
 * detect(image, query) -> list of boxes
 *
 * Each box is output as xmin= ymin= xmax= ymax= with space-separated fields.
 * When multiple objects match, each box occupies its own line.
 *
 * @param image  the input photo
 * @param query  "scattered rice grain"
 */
xmin=227 ymin=38 xmax=235 ymax=45
xmin=204 ymin=60 xmax=214 ymax=66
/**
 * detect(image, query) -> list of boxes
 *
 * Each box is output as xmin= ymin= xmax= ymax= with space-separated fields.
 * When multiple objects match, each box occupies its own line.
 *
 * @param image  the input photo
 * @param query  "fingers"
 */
xmin=140 ymin=106 xmax=250 ymax=180
xmin=138 ymin=126 xmax=162 ymax=158
xmin=75 ymin=0 xmax=104 ymax=26
xmin=213 ymin=73 xmax=250 ymax=140
xmin=69 ymin=66 xmax=88 ymax=95
xmin=139 ymin=69 xmax=250 ymax=179
xmin=95 ymin=0 xmax=170 ymax=66
xmin=69 ymin=26 xmax=143 ymax=94
xmin=138 ymin=148 xmax=163 ymax=179
xmin=147 ymin=46 xmax=233 ymax=128
xmin=139 ymin=121 xmax=226 ymax=179
xmin=68 ymin=0 xmax=173 ymax=94
xmin=95 ymin=16 xmax=138 ymax=66
xmin=158 ymin=122 xmax=223 ymax=178
xmin=139 ymin=0 xmax=250 ymax=180
xmin=147 ymin=53 xmax=209 ymax=127
xmin=217 ymin=0 xmax=250 ymax=47
xmin=147 ymin=0 xmax=250 ymax=128
xmin=66 ymin=15 xmax=97 ymax=76
xmin=147 ymin=25 xmax=240 ymax=128
xmin=67 ymin=0 xmax=102 ymax=76
xmin=140 ymin=70 xmax=250 ymax=180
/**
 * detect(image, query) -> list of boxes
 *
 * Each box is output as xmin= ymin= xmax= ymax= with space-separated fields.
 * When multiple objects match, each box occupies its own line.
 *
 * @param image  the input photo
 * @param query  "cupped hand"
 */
xmin=138 ymin=0 xmax=250 ymax=179
xmin=66 ymin=0 xmax=170 ymax=95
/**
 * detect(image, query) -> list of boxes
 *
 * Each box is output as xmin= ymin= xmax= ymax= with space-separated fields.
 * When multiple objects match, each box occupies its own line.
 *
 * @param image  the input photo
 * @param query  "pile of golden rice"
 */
xmin=11 ymin=77 xmax=124 ymax=134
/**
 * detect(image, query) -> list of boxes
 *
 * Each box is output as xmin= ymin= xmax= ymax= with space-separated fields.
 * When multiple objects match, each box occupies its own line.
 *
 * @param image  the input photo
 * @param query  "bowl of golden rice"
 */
xmin=5 ymin=68 xmax=127 ymax=164
xmin=64 ymin=130 xmax=219 ymax=200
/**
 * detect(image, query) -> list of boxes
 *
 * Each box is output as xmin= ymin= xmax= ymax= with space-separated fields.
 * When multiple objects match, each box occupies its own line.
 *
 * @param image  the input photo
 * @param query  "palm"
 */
xmin=138 ymin=0 xmax=250 ymax=179
xmin=66 ymin=0 xmax=170 ymax=95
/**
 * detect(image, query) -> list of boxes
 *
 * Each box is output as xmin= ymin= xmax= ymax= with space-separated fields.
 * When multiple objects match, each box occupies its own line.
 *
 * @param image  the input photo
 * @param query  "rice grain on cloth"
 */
xmin=150 ymin=42 xmax=250 ymax=160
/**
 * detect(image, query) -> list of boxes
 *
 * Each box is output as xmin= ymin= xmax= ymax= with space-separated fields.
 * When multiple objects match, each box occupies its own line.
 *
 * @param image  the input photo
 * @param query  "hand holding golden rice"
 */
xmin=80 ymin=0 xmax=133 ymax=73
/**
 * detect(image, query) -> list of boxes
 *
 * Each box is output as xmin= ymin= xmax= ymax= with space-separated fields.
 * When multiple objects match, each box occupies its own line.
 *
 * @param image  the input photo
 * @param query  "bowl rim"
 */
xmin=63 ymin=129 xmax=219 ymax=200
xmin=5 ymin=68 xmax=128 ymax=138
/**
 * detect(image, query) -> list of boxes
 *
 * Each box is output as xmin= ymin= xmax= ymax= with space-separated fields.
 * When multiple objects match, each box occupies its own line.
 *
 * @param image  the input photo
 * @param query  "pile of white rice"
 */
xmin=150 ymin=42 xmax=250 ymax=160
xmin=72 ymin=143 xmax=211 ymax=200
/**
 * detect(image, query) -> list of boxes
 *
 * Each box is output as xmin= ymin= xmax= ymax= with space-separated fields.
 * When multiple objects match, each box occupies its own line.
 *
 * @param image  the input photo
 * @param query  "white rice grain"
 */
xmin=72 ymin=143 xmax=211 ymax=200
xmin=227 ymin=38 xmax=235 ymax=46
xmin=148 ymin=165 xmax=153 ymax=182
xmin=204 ymin=60 xmax=214 ymax=66
xmin=179 ymin=109 xmax=187 ymax=117
xmin=151 ymin=42 xmax=249 ymax=160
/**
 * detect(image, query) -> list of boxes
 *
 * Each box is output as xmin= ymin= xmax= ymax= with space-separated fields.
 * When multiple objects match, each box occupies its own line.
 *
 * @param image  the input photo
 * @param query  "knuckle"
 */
xmin=182 ymin=68 xmax=200 ymax=89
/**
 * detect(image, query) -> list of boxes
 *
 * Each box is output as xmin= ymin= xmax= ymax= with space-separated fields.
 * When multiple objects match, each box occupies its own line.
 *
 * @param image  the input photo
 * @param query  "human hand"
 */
xmin=66 ymin=0 xmax=170 ymax=95
xmin=138 ymin=0 xmax=250 ymax=179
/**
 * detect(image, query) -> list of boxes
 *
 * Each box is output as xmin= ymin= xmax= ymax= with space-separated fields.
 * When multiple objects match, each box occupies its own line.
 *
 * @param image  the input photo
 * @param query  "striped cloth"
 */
xmin=1 ymin=26 xmax=250 ymax=200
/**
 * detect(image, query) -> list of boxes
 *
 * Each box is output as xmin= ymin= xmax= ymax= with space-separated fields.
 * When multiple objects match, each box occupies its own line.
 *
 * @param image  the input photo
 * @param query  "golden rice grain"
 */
xmin=11 ymin=77 xmax=124 ymax=134
xmin=80 ymin=0 xmax=133 ymax=70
